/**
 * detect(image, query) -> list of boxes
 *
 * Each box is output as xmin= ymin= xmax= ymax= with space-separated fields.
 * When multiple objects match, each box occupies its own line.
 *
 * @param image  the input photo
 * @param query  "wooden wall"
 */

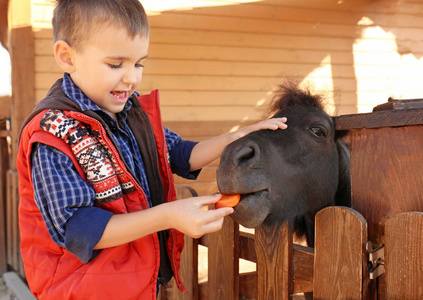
xmin=32 ymin=0 xmax=423 ymax=119
xmin=27 ymin=0 xmax=423 ymax=195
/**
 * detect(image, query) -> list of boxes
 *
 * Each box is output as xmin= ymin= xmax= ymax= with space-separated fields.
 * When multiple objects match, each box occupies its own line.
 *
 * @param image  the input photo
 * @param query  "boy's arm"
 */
xmin=95 ymin=193 xmax=233 ymax=249
xmin=188 ymin=117 xmax=287 ymax=171
xmin=32 ymin=143 xmax=112 ymax=263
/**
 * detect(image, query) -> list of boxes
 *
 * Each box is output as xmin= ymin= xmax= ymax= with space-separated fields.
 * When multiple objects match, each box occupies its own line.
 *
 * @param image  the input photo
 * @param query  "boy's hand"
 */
xmin=236 ymin=117 xmax=287 ymax=138
xmin=166 ymin=194 xmax=233 ymax=239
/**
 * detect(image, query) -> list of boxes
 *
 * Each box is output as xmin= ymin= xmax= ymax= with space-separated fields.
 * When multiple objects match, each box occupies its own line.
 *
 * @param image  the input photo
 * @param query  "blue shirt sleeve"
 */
xmin=31 ymin=143 xmax=112 ymax=263
xmin=164 ymin=127 xmax=200 ymax=179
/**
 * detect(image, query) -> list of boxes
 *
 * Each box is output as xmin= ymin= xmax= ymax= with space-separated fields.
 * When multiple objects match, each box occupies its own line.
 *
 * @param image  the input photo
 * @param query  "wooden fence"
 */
xmin=161 ymin=190 xmax=422 ymax=299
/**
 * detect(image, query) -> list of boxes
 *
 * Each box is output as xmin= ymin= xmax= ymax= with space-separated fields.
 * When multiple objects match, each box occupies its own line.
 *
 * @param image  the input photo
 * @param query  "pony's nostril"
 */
xmin=235 ymin=145 xmax=258 ymax=166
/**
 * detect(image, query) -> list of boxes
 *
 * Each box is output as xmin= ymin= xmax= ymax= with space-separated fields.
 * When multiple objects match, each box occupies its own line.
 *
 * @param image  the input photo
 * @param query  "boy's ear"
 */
xmin=54 ymin=40 xmax=76 ymax=73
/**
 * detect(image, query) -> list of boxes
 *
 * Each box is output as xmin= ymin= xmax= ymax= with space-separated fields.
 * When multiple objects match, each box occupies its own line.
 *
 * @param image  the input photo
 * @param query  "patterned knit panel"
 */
xmin=39 ymin=109 xmax=135 ymax=204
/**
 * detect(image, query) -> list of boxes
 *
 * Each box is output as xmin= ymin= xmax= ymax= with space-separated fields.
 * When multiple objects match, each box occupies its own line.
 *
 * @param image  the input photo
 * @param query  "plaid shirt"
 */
xmin=31 ymin=74 xmax=194 ymax=251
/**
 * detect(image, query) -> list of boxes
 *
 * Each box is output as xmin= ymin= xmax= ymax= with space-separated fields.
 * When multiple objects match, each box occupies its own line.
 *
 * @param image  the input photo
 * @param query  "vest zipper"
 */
xmin=139 ymin=109 xmax=183 ymax=290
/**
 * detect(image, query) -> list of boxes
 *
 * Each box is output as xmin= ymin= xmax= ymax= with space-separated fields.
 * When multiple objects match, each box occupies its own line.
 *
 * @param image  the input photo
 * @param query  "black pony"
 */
xmin=217 ymin=82 xmax=351 ymax=247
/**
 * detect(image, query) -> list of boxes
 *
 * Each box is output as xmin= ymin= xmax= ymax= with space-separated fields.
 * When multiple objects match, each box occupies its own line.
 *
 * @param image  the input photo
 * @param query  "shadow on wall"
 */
xmin=141 ymin=0 xmax=423 ymax=115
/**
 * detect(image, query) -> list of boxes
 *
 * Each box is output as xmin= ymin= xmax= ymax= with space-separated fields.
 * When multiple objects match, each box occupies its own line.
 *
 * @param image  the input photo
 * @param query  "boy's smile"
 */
xmin=63 ymin=25 xmax=149 ymax=120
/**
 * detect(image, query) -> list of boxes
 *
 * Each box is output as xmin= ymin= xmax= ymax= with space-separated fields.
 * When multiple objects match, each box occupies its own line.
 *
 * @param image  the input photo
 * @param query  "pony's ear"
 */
xmin=334 ymin=139 xmax=351 ymax=207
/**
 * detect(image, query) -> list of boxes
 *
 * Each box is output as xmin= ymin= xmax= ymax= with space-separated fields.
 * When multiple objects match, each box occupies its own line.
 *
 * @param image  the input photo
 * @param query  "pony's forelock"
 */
xmin=267 ymin=81 xmax=326 ymax=117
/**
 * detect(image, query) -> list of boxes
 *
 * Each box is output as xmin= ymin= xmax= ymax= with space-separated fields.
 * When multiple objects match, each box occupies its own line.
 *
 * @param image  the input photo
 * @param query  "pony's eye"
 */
xmin=309 ymin=126 xmax=326 ymax=138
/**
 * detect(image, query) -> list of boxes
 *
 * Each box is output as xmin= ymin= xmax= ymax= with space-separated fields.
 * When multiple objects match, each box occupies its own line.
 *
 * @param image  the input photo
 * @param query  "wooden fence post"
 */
xmin=161 ymin=186 xmax=199 ymax=300
xmin=385 ymin=212 xmax=423 ymax=299
xmin=6 ymin=169 xmax=24 ymax=277
xmin=314 ymin=206 xmax=367 ymax=299
xmin=255 ymin=221 xmax=293 ymax=300
xmin=0 ymin=135 xmax=8 ymax=273
xmin=207 ymin=216 xmax=239 ymax=300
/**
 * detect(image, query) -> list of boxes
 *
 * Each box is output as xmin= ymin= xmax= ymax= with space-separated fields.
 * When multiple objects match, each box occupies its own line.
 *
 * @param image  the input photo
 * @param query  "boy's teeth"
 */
xmin=112 ymin=91 xmax=126 ymax=98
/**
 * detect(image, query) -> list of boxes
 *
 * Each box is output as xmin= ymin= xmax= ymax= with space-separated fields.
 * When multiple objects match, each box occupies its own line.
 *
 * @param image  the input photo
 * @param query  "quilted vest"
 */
xmin=16 ymin=80 xmax=185 ymax=299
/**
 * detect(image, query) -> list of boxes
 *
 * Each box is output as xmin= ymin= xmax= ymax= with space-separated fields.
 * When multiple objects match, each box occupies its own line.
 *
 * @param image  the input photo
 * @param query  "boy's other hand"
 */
xmin=236 ymin=117 xmax=287 ymax=139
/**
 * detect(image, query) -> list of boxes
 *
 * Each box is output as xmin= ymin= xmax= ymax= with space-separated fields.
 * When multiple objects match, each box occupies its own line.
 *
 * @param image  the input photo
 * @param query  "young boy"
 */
xmin=17 ymin=0 xmax=287 ymax=299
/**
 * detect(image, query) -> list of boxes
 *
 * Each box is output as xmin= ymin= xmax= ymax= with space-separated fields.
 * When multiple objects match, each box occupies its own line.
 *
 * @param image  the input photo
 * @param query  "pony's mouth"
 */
xmin=231 ymin=189 xmax=271 ymax=228
xmin=238 ymin=189 xmax=268 ymax=205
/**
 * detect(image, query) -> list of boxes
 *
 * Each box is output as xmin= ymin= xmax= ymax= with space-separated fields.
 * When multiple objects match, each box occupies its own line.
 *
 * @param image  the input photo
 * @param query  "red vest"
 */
xmin=17 ymin=89 xmax=185 ymax=299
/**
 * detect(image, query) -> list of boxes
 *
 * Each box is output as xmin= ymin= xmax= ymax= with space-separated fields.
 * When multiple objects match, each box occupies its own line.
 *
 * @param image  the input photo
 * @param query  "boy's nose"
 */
xmin=123 ymin=68 xmax=139 ymax=85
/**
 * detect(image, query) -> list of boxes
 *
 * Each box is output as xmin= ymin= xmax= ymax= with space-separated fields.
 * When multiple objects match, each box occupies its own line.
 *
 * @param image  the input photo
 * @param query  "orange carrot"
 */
xmin=215 ymin=194 xmax=241 ymax=209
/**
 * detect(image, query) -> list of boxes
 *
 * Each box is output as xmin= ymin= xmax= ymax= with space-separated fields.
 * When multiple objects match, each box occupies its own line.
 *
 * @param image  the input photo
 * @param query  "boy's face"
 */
xmin=68 ymin=25 xmax=149 ymax=119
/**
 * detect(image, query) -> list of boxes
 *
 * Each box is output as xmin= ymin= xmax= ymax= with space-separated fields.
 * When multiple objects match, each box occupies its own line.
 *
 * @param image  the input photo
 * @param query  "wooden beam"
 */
xmin=0 ymin=96 xmax=12 ymax=120
xmin=9 ymin=0 xmax=35 ymax=166
xmin=0 ymin=137 xmax=8 ymax=273
xmin=0 ymin=0 xmax=9 ymax=49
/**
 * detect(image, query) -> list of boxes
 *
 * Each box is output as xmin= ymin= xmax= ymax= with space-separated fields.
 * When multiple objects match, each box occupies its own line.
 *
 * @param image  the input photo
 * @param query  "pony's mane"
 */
xmin=267 ymin=81 xmax=326 ymax=116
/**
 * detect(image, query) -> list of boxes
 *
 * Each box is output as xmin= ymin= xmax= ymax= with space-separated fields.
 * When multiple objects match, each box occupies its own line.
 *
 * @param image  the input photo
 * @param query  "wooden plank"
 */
xmin=385 ymin=212 xmax=423 ymax=299
xmin=0 ymin=0 xmax=8 ymax=49
xmin=239 ymin=272 xmax=256 ymax=299
xmin=161 ymin=106 xmax=264 ymax=122
xmin=0 ymin=137 xmax=8 ymax=273
xmin=164 ymin=121 xmax=255 ymax=137
xmin=148 ymin=44 xmax=355 ymax=65
xmin=238 ymin=231 xmax=256 ymax=263
xmin=174 ymin=186 xmax=199 ymax=300
xmin=9 ymin=0 xmax=35 ymax=166
xmin=253 ymin=0 xmax=423 ymax=14
xmin=147 ymin=13 xmax=362 ymax=39
xmin=292 ymin=244 xmax=314 ymax=294
xmin=149 ymin=28 xmax=380 ymax=52
xmin=207 ymin=216 xmax=239 ymax=300
xmin=335 ymin=109 xmax=423 ymax=130
xmin=314 ymin=206 xmax=367 ymax=299
xmin=346 ymin=126 xmax=423 ymax=244
xmin=0 ymin=96 xmax=11 ymax=120
xmin=255 ymin=222 xmax=293 ymax=300
xmin=34 ymin=36 xmax=54 ymax=56
xmin=155 ymin=2 xmax=423 ymax=27
xmin=6 ymin=170 xmax=23 ymax=276
xmin=143 ymin=60 xmax=421 ymax=80
xmin=142 ymin=75 xmax=385 ymax=94
xmin=6 ymin=170 xmax=14 ymax=269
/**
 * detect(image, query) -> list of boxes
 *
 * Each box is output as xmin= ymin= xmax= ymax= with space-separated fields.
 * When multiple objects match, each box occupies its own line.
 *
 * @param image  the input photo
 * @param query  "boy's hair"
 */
xmin=52 ymin=0 xmax=150 ymax=52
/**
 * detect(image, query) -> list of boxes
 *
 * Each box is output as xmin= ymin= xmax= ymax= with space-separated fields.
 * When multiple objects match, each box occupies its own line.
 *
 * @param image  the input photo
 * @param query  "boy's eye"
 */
xmin=135 ymin=62 xmax=145 ymax=68
xmin=108 ymin=63 xmax=122 ymax=69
